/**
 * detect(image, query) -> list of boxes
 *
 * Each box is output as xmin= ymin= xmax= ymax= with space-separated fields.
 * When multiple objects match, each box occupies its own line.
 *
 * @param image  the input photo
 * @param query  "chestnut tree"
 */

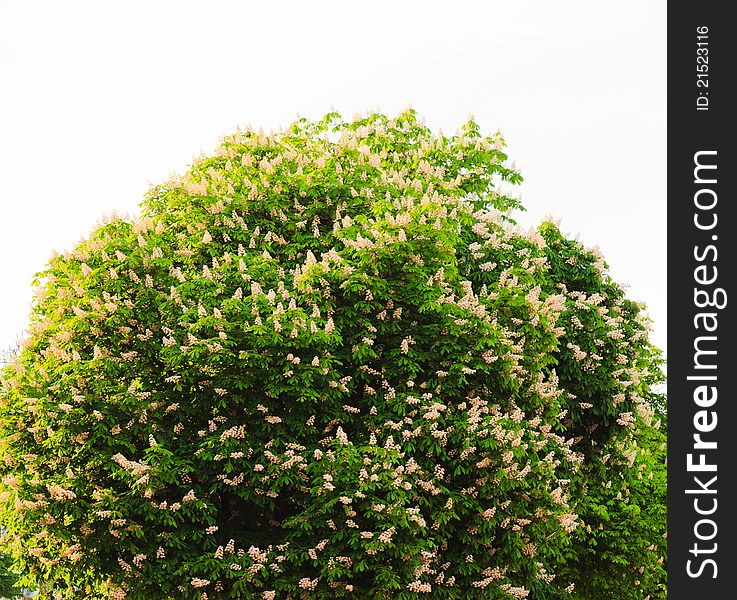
xmin=0 ymin=110 xmax=665 ymax=599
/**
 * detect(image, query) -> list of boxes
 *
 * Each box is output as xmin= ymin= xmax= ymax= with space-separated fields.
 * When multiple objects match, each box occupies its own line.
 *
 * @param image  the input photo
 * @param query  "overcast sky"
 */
xmin=0 ymin=1 xmax=666 ymax=356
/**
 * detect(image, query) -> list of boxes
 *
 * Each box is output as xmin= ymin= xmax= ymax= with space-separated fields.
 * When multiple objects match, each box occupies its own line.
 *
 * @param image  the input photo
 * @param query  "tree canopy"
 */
xmin=0 ymin=110 xmax=665 ymax=599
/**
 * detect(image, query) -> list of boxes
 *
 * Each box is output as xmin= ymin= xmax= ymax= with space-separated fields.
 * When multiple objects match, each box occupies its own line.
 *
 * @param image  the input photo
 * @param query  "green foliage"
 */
xmin=0 ymin=110 xmax=665 ymax=599
xmin=559 ymin=411 xmax=667 ymax=600
xmin=0 ymin=552 xmax=22 ymax=599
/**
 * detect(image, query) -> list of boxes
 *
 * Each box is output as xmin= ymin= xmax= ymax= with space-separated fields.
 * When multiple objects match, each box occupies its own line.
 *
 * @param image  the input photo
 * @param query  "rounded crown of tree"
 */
xmin=0 ymin=110 xmax=664 ymax=599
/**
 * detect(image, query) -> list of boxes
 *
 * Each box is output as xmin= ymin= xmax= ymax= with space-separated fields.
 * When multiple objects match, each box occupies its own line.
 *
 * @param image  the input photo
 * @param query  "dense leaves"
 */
xmin=0 ymin=552 xmax=22 ymax=599
xmin=0 ymin=110 xmax=665 ymax=599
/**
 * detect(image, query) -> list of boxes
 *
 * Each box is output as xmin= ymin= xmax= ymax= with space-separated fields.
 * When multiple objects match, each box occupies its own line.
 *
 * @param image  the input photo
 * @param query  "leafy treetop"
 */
xmin=0 ymin=110 xmax=664 ymax=599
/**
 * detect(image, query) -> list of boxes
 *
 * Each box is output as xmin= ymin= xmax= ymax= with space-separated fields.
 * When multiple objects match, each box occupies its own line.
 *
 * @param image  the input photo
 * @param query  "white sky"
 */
xmin=0 ymin=1 xmax=666 ymax=355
